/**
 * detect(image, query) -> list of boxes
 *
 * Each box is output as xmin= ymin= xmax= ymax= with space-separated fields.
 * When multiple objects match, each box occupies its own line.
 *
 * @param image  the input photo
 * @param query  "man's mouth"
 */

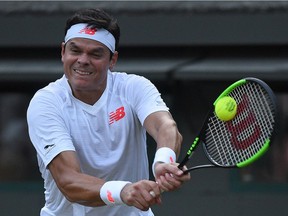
xmin=74 ymin=69 xmax=92 ymax=75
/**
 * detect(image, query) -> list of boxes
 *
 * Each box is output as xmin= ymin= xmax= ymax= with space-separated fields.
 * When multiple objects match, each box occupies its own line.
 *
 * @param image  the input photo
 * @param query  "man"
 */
xmin=27 ymin=8 xmax=190 ymax=216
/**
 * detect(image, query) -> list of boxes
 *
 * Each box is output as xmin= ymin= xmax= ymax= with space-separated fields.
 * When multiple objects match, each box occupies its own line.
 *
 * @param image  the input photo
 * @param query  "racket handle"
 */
xmin=178 ymin=155 xmax=189 ymax=170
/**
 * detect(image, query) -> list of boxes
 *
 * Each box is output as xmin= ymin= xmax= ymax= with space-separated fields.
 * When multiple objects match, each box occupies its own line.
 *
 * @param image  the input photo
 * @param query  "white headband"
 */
xmin=64 ymin=23 xmax=116 ymax=53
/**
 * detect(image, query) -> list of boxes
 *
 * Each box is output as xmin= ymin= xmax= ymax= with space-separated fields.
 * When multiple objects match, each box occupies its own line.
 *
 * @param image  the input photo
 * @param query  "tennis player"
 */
xmin=27 ymin=8 xmax=190 ymax=216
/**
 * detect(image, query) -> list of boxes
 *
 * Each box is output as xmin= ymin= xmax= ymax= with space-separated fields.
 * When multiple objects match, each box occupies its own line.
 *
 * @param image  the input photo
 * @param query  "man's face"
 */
xmin=61 ymin=38 xmax=117 ymax=102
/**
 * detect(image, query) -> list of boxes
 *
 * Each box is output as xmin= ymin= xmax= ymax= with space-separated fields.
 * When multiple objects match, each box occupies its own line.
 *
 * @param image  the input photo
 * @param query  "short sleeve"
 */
xmin=27 ymin=90 xmax=75 ymax=168
xmin=127 ymin=76 xmax=169 ymax=125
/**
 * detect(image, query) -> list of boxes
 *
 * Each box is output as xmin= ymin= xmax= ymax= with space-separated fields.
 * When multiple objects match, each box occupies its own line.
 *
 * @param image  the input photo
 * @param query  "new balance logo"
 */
xmin=109 ymin=106 xmax=126 ymax=125
xmin=79 ymin=27 xmax=96 ymax=35
xmin=106 ymin=190 xmax=115 ymax=203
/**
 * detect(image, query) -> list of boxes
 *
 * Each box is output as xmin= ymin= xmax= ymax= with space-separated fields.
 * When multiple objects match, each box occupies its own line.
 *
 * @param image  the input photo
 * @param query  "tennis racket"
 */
xmin=178 ymin=77 xmax=278 ymax=173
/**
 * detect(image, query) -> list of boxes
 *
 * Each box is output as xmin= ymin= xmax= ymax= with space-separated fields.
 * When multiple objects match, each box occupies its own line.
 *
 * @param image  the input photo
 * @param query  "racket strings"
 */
xmin=204 ymin=82 xmax=276 ymax=167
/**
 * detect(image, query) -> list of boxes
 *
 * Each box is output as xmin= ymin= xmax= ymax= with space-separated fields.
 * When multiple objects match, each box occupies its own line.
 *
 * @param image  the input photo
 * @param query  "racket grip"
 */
xmin=178 ymin=155 xmax=189 ymax=170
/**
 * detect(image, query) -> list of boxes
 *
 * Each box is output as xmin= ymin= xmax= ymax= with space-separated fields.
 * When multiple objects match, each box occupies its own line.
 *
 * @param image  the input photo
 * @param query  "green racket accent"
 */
xmin=236 ymin=139 xmax=270 ymax=168
xmin=187 ymin=137 xmax=200 ymax=156
xmin=213 ymin=79 xmax=247 ymax=105
xmin=178 ymin=136 xmax=201 ymax=169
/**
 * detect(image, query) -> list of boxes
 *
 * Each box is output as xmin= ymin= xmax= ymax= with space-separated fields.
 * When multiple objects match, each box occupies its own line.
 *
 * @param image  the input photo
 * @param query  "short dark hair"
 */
xmin=64 ymin=8 xmax=120 ymax=51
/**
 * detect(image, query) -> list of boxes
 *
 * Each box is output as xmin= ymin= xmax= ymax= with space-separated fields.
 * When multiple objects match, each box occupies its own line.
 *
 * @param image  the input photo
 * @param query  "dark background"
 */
xmin=0 ymin=1 xmax=288 ymax=215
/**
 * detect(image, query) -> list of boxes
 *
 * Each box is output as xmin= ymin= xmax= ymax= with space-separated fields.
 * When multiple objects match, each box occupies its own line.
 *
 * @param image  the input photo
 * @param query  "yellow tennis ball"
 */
xmin=215 ymin=96 xmax=237 ymax=121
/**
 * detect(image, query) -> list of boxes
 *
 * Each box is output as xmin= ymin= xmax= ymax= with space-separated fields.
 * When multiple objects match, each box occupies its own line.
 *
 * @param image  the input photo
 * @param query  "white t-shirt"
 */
xmin=27 ymin=71 xmax=169 ymax=216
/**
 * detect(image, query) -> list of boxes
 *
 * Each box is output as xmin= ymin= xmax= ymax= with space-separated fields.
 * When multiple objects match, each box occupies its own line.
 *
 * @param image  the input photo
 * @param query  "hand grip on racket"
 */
xmin=178 ymin=77 xmax=278 ymax=173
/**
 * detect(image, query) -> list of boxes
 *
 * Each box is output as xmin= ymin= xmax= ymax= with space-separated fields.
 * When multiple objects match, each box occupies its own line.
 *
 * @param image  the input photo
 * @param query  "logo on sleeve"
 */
xmin=109 ymin=106 xmax=126 ymax=125
xmin=44 ymin=144 xmax=55 ymax=150
xmin=44 ymin=144 xmax=55 ymax=154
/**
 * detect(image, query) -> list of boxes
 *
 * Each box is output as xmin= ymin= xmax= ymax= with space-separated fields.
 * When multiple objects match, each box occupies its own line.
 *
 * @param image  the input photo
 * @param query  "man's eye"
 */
xmin=71 ymin=49 xmax=80 ymax=53
xmin=92 ymin=53 xmax=102 ymax=57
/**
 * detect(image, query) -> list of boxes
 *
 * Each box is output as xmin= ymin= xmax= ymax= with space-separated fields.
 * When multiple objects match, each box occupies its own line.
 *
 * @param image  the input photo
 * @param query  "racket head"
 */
xmin=201 ymin=77 xmax=278 ymax=169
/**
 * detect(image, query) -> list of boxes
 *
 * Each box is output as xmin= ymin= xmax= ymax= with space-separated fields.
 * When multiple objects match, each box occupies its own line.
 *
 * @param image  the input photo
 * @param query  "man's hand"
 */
xmin=120 ymin=180 xmax=162 ymax=211
xmin=154 ymin=162 xmax=191 ymax=192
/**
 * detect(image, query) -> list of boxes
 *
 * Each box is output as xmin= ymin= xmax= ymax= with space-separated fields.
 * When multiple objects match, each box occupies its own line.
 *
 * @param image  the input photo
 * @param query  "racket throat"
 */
xmin=184 ymin=164 xmax=216 ymax=173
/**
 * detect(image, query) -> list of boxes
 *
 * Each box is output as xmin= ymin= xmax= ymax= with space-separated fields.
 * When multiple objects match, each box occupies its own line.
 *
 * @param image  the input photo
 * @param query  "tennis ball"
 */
xmin=215 ymin=96 xmax=237 ymax=121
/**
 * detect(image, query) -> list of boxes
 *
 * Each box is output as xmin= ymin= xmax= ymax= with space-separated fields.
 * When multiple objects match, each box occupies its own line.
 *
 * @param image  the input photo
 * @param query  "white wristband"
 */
xmin=152 ymin=147 xmax=176 ymax=177
xmin=100 ymin=181 xmax=131 ymax=205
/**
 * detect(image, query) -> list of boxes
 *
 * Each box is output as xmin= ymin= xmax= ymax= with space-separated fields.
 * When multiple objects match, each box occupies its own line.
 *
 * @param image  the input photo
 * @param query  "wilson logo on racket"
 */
xmin=109 ymin=106 xmax=126 ymax=125
xmin=227 ymin=94 xmax=261 ymax=150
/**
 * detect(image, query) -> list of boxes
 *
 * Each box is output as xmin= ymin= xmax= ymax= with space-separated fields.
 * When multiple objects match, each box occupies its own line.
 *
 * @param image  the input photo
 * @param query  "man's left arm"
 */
xmin=144 ymin=111 xmax=190 ymax=192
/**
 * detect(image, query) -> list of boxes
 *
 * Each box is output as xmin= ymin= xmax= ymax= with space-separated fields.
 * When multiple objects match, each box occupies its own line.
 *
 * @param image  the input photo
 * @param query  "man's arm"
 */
xmin=144 ymin=111 xmax=191 ymax=191
xmin=48 ymin=151 xmax=162 ymax=210
xmin=144 ymin=111 xmax=182 ymax=155
xmin=48 ymin=151 xmax=106 ymax=206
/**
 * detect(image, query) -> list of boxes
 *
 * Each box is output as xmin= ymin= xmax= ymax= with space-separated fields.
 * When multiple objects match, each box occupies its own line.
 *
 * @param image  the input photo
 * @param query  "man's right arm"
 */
xmin=48 ymin=151 xmax=161 ymax=210
xmin=48 ymin=150 xmax=106 ymax=206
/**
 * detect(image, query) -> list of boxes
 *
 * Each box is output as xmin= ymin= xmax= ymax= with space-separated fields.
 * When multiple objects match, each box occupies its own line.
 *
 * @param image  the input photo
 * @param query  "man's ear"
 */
xmin=61 ymin=42 xmax=65 ymax=62
xmin=109 ymin=51 xmax=119 ymax=71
